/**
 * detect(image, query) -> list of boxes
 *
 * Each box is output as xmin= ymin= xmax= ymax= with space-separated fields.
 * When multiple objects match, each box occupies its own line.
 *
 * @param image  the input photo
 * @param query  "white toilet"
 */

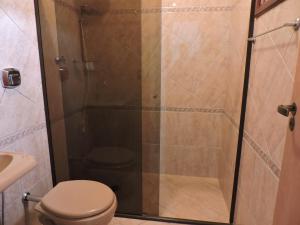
xmin=35 ymin=180 xmax=117 ymax=225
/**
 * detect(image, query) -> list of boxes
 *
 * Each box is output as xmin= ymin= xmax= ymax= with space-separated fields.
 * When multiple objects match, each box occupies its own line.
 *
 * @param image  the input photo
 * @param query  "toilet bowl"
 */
xmin=35 ymin=180 xmax=117 ymax=225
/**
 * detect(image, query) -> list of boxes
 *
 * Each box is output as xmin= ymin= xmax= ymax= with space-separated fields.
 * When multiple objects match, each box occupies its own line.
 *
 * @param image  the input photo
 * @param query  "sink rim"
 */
xmin=0 ymin=154 xmax=14 ymax=173
xmin=0 ymin=151 xmax=37 ymax=192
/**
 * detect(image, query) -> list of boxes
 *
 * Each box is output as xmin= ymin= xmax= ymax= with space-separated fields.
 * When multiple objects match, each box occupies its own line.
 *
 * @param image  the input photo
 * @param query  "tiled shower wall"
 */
xmin=0 ymin=1 xmax=53 ymax=225
xmin=160 ymin=0 xmax=253 ymax=213
xmin=160 ymin=0 xmax=232 ymax=178
xmin=235 ymin=0 xmax=300 ymax=224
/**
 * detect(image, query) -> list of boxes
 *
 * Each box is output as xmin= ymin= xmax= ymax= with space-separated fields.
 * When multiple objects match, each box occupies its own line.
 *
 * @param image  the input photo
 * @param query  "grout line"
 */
xmin=264 ymin=22 xmax=295 ymax=82
xmin=0 ymin=123 xmax=46 ymax=148
xmin=0 ymin=7 xmax=24 ymax=36
xmin=0 ymin=89 xmax=6 ymax=104
xmin=14 ymin=89 xmax=35 ymax=104
xmin=56 ymin=105 xmax=224 ymax=122
xmin=0 ymin=6 xmax=36 ymax=47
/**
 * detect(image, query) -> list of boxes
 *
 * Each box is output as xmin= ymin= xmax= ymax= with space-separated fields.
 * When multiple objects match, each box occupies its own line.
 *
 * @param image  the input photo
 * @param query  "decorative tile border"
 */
xmin=104 ymin=6 xmax=234 ymax=15
xmin=224 ymin=110 xmax=281 ymax=178
xmin=2 ymin=107 xmax=279 ymax=180
xmin=243 ymin=132 xmax=281 ymax=178
xmin=0 ymin=123 xmax=46 ymax=148
xmin=88 ymin=105 xmax=224 ymax=114
xmin=81 ymin=7 xmax=233 ymax=16
xmin=51 ymin=105 xmax=224 ymax=123
xmin=160 ymin=6 xmax=234 ymax=13
xmin=162 ymin=107 xmax=224 ymax=113
xmin=53 ymin=0 xmax=234 ymax=16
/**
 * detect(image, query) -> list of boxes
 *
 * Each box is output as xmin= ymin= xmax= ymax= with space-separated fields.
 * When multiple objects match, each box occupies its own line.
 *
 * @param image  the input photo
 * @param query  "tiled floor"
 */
xmin=159 ymin=174 xmax=229 ymax=223
xmin=110 ymin=217 xmax=179 ymax=225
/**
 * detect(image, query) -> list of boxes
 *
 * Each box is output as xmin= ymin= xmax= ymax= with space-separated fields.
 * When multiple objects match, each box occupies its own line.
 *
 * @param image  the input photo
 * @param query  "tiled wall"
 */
xmin=160 ymin=0 xmax=232 ymax=178
xmin=0 ymin=0 xmax=53 ymax=224
xmin=235 ymin=0 xmax=300 ymax=224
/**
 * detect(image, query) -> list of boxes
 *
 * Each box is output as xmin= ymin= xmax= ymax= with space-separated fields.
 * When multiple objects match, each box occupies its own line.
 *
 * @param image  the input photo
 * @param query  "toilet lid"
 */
xmin=41 ymin=180 xmax=115 ymax=219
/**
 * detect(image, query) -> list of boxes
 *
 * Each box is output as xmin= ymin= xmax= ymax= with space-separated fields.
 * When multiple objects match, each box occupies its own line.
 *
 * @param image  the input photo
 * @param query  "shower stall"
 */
xmin=36 ymin=0 xmax=252 ymax=224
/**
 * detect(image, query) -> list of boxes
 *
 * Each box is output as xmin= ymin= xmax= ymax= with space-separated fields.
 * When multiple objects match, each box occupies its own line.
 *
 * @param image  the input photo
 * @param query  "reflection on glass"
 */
xmin=38 ymin=0 xmax=251 ymax=223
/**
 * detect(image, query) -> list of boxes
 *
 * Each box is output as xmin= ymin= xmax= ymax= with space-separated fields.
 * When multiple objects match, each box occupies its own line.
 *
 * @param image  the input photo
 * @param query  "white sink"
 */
xmin=0 ymin=152 xmax=36 ymax=192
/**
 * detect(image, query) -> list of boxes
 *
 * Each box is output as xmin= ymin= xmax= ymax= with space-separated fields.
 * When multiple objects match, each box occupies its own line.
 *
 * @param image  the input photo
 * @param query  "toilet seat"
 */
xmin=40 ymin=180 xmax=115 ymax=219
xmin=35 ymin=180 xmax=117 ymax=225
xmin=36 ymin=197 xmax=117 ymax=225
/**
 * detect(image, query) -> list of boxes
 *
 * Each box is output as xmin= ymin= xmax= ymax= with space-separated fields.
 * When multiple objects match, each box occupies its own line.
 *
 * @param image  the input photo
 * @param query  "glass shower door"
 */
xmin=38 ymin=0 xmax=161 ymax=216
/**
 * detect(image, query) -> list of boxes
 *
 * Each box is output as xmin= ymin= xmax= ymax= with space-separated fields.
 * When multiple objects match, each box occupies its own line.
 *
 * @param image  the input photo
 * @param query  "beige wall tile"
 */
xmin=161 ymin=145 xmax=219 ymax=177
xmin=162 ymin=111 xmax=222 ymax=148
xmin=161 ymin=10 xmax=229 ymax=109
xmin=236 ymin=140 xmax=279 ymax=225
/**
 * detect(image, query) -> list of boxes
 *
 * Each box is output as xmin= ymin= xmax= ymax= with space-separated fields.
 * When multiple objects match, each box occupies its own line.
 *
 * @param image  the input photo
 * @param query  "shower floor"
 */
xmin=159 ymin=174 xmax=229 ymax=223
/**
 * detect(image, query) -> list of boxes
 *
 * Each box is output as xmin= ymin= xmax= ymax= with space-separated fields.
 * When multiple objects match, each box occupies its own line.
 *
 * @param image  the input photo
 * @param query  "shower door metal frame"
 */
xmin=34 ymin=0 xmax=256 ymax=223
xmin=229 ymin=0 xmax=256 ymax=223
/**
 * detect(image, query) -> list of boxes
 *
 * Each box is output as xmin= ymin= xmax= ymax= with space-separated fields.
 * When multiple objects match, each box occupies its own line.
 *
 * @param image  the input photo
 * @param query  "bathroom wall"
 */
xmin=0 ymin=0 xmax=53 ymax=225
xmin=234 ymin=0 xmax=300 ymax=224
